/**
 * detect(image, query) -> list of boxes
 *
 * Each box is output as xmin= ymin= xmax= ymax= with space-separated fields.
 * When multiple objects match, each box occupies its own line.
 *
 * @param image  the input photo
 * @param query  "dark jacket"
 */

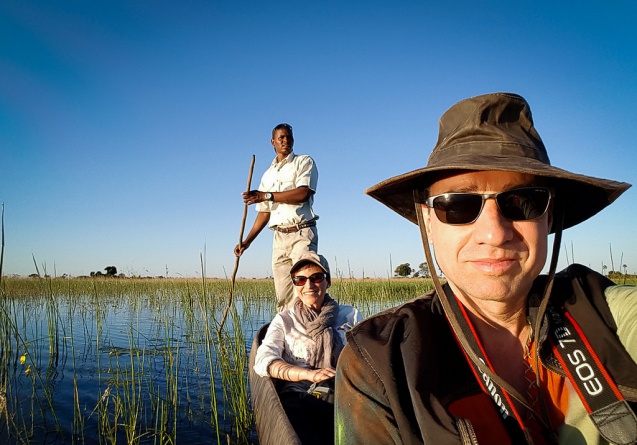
xmin=335 ymin=265 xmax=637 ymax=444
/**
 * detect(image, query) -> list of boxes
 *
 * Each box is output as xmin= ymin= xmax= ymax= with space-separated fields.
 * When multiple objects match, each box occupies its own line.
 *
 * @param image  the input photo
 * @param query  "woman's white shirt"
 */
xmin=253 ymin=303 xmax=361 ymax=392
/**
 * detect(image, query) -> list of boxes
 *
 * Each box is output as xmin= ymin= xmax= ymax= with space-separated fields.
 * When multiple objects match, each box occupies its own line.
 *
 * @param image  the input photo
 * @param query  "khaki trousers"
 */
xmin=272 ymin=225 xmax=318 ymax=311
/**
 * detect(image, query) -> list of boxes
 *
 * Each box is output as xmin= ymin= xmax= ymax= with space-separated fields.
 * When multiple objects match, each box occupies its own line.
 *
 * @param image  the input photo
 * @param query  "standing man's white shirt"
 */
xmin=255 ymin=152 xmax=319 ymax=228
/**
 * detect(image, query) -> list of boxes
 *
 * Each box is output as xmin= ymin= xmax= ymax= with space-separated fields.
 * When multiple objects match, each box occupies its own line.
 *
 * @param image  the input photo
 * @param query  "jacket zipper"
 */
xmin=456 ymin=418 xmax=480 ymax=445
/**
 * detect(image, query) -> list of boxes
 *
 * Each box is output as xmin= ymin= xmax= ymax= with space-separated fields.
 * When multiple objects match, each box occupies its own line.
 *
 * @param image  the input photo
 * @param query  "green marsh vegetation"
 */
xmin=0 ymin=274 xmax=430 ymax=444
xmin=0 ymin=276 xmax=255 ymax=443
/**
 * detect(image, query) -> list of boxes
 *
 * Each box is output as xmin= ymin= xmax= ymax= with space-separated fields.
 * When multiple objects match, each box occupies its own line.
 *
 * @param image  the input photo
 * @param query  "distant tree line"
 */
xmin=90 ymin=266 xmax=120 ymax=278
xmin=394 ymin=262 xmax=431 ymax=278
xmin=394 ymin=261 xmax=633 ymax=281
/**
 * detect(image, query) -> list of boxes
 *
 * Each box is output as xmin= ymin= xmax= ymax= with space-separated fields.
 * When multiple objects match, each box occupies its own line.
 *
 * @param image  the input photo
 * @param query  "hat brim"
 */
xmin=366 ymin=158 xmax=630 ymax=233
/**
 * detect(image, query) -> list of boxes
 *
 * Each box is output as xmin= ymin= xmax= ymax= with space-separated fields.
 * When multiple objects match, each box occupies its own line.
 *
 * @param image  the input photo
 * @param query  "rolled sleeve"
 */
xmin=253 ymin=315 xmax=286 ymax=377
xmin=294 ymin=155 xmax=318 ymax=192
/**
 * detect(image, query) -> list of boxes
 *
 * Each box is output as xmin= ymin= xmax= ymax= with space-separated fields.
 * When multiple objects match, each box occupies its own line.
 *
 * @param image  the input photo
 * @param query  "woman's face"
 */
xmin=292 ymin=263 xmax=329 ymax=311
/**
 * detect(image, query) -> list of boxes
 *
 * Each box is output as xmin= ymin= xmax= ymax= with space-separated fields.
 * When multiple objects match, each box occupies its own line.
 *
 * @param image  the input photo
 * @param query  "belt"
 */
xmin=274 ymin=220 xmax=316 ymax=233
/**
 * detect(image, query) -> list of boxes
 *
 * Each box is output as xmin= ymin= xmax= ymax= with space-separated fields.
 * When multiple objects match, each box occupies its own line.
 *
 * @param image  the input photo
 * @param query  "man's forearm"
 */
xmin=270 ymin=186 xmax=313 ymax=205
xmin=243 ymin=212 xmax=270 ymax=244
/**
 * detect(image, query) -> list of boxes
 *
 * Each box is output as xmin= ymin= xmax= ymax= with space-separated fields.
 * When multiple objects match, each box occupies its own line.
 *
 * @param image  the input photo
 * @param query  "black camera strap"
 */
xmin=447 ymin=286 xmax=637 ymax=445
xmin=546 ymin=302 xmax=637 ymax=445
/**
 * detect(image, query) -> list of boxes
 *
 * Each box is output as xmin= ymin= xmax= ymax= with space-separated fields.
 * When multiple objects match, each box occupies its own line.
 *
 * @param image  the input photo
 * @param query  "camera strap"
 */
xmin=446 ymin=288 xmax=539 ymax=444
xmin=546 ymin=302 xmax=637 ymax=445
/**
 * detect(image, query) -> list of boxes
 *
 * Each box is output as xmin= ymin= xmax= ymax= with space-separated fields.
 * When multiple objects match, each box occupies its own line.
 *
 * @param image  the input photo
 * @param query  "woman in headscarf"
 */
xmin=254 ymin=252 xmax=361 ymax=445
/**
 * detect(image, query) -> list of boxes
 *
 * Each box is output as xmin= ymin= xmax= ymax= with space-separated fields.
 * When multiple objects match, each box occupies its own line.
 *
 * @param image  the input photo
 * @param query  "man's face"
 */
xmin=423 ymin=170 xmax=551 ymax=308
xmin=271 ymin=128 xmax=294 ymax=159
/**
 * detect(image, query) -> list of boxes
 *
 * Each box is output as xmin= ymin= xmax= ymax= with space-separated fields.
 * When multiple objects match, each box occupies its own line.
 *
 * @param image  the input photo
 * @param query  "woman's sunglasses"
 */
xmin=425 ymin=187 xmax=553 ymax=225
xmin=292 ymin=272 xmax=327 ymax=286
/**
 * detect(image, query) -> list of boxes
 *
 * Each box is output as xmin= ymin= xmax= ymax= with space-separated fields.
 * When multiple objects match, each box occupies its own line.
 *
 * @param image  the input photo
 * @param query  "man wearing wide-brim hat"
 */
xmin=335 ymin=93 xmax=637 ymax=444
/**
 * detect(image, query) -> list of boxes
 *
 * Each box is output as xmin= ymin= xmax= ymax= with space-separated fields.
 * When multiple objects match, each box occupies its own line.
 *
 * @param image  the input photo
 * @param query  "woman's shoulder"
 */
xmin=265 ymin=310 xmax=296 ymax=333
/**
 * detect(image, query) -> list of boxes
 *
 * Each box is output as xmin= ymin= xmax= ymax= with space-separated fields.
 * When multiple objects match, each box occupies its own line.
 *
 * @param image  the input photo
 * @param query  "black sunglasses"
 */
xmin=425 ymin=187 xmax=553 ymax=225
xmin=292 ymin=272 xmax=327 ymax=286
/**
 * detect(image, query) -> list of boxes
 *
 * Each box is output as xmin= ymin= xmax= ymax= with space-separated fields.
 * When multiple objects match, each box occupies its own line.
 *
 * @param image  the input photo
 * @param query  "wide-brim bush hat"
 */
xmin=366 ymin=92 xmax=630 ymax=232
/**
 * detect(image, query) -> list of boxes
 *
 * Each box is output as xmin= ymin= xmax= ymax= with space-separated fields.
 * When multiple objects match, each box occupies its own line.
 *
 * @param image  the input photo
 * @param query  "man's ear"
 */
xmin=421 ymin=204 xmax=433 ymax=238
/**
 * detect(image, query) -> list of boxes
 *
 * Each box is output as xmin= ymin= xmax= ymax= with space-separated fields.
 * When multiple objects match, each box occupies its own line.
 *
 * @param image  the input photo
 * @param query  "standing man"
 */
xmin=235 ymin=123 xmax=319 ymax=311
xmin=335 ymin=93 xmax=637 ymax=444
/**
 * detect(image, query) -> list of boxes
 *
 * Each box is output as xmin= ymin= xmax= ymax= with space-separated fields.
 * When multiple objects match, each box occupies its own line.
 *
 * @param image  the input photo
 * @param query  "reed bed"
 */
xmin=0 ymin=275 xmax=429 ymax=444
xmin=0 ymin=273 xmax=632 ymax=443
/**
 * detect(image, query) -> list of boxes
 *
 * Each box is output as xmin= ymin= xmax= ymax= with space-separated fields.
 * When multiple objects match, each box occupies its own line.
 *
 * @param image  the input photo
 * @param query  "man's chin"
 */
xmin=450 ymin=275 xmax=528 ymax=302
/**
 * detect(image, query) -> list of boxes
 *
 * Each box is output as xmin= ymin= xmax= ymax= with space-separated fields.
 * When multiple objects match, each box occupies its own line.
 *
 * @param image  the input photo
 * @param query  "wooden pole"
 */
xmin=218 ymin=155 xmax=255 ymax=333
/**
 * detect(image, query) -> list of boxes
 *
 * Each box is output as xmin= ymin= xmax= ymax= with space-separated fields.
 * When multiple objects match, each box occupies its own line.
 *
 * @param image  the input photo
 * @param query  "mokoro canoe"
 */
xmin=249 ymin=323 xmax=302 ymax=445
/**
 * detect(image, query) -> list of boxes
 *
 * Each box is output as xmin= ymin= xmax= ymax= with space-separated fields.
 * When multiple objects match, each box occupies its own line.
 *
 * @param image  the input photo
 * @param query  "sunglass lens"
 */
xmin=433 ymin=194 xmax=484 ymax=224
xmin=292 ymin=273 xmax=326 ymax=286
xmin=498 ymin=189 xmax=550 ymax=221
xmin=309 ymin=273 xmax=325 ymax=284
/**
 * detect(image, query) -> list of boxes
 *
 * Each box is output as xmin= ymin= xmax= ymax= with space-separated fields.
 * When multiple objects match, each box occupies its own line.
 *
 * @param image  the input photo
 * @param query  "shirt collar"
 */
xmin=271 ymin=151 xmax=295 ymax=167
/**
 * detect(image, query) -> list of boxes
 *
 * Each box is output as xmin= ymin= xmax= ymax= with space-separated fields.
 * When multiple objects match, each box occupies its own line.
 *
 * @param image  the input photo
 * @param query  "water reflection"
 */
xmin=1 ymin=288 xmax=271 ymax=444
xmin=0 ymin=278 xmax=425 ymax=444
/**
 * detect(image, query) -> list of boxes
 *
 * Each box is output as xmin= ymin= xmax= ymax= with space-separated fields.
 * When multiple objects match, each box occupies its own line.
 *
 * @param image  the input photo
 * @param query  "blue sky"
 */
xmin=1 ymin=0 xmax=636 ymax=279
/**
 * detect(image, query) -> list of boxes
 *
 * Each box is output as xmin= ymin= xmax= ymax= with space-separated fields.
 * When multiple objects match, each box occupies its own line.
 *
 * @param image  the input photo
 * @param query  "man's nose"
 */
xmin=471 ymin=199 xmax=513 ymax=245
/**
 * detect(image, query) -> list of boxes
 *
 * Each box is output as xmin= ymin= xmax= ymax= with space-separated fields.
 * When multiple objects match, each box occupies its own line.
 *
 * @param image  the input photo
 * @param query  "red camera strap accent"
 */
xmin=547 ymin=303 xmax=637 ymax=445
xmin=449 ymin=292 xmax=637 ymax=444
xmin=450 ymin=295 xmax=536 ymax=444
